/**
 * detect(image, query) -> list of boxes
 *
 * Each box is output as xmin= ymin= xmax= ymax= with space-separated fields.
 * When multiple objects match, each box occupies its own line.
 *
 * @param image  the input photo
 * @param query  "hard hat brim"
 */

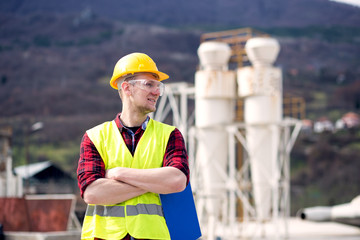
xmin=110 ymin=70 xmax=169 ymax=90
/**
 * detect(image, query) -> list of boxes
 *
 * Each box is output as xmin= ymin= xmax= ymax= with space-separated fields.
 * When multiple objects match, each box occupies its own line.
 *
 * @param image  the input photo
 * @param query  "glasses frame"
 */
xmin=127 ymin=79 xmax=165 ymax=96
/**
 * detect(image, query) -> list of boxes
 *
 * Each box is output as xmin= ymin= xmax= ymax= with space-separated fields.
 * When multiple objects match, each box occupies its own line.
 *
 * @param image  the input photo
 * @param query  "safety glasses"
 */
xmin=127 ymin=79 xmax=165 ymax=96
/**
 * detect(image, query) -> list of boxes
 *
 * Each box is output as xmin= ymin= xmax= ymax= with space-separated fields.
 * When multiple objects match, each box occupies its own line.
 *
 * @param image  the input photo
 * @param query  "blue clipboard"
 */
xmin=160 ymin=183 xmax=202 ymax=240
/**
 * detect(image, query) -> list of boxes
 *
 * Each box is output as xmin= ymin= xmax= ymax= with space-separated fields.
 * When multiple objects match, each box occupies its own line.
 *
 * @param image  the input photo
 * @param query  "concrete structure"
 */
xmin=154 ymin=38 xmax=302 ymax=239
xmin=194 ymin=41 xmax=236 ymax=240
xmin=238 ymin=37 xmax=283 ymax=223
xmin=0 ymin=126 xmax=23 ymax=197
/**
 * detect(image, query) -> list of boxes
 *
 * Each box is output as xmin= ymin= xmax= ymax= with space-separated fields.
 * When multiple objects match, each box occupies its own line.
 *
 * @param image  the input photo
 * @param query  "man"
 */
xmin=77 ymin=53 xmax=189 ymax=240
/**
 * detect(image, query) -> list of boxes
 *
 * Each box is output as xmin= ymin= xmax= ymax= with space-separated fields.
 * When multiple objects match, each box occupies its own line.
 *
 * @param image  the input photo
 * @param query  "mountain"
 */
xmin=1 ymin=0 xmax=359 ymax=138
xmin=1 ymin=0 xmax=360 ymax=28
xmin=0 ymin=0 xmax=360 ymax=214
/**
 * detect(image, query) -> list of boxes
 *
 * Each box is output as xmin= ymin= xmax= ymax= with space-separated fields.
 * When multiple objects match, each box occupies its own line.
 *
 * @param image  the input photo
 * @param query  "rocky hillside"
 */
xmin=1 ymin=0 xmax=360 ymax=27
xmin=0 ymin=0 xmax=360 ymax=213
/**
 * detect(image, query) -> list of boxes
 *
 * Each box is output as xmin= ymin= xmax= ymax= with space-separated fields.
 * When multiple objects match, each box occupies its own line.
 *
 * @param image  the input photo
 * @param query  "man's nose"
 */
xmin=151 ymin=87 xmax=161 ymax=96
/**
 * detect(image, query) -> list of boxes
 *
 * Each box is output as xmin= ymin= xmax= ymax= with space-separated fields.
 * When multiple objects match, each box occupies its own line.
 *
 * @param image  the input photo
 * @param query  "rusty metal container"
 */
xmin=0 ymin=194 xmax=76 ymax=232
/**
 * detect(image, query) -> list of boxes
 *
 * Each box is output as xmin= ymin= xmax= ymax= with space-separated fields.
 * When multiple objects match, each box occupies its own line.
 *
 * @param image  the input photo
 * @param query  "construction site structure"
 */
xmin=201 ymin=28 xmax=306 ymax=122
xmin=195 ymin=41 xmax=236 ymax=239
xmin=200 ymin=28 xmax=269 ymax=68
xmin=153 ymin=29 xmax=303 ymax=239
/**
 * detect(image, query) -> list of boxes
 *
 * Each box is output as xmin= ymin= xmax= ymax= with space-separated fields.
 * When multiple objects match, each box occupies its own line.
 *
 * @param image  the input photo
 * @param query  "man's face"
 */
xmin=124 ymin=73 xmax=163 ymax=114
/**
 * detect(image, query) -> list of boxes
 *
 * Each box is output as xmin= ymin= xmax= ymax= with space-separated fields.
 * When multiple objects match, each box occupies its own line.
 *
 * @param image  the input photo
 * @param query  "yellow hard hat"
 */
xmin=109 ymin=52 xmax=169 ymax=89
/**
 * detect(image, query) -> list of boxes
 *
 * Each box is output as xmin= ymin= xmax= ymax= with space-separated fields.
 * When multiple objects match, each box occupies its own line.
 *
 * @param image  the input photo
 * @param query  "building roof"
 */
xmin=343 ymin=111 xmax=359 ymax=118
xmin=14 ymin=161 xmax=72 ymax=180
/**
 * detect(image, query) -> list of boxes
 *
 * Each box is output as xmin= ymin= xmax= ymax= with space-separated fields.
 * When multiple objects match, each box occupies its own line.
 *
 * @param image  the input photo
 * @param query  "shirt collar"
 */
xmin=115 ymin=113 xmax=150 ymax=132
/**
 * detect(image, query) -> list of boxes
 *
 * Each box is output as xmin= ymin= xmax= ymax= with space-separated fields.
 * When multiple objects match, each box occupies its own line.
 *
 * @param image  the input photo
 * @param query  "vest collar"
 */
xmin=116 ymin=113 xmax=150 ymax=132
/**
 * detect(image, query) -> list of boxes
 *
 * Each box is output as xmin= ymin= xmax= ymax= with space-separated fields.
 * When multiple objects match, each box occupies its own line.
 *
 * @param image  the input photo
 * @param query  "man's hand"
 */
xmin=105 ymin=167 xmax=125 ymax=180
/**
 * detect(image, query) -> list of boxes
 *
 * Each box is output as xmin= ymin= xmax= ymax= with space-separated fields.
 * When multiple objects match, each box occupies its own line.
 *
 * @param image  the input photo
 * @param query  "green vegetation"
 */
xmin=12 ymin=140 xmax=80 ymax=177
xmin=327 ymin=110 xmax=343 ymax=122
xmin=346 ymin=142 xmax=360 ymax=152
xmin=33 ymin=34 xmax=52 ymax=47
xmin=77 ymin=37 xmax=101 ymax=46
xmin=307 ymin=91 xmax=328 ymax=114
xmin=290 ymin=128 xmax=360 ymax=214
xmin=55 ymin=40 xmax=75 ymax=47
xmin=116 ymin=29 xmax=124 ymax=35
xmin=0 ymin=44 xmax=13 ymax=52
xmin=77 ymin=30 xmax=114 ymax=46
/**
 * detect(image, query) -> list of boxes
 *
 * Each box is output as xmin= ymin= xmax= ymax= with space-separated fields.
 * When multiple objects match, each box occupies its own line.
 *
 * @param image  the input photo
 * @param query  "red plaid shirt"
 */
xmin=77 ymin=113 xmax=189 ymax=197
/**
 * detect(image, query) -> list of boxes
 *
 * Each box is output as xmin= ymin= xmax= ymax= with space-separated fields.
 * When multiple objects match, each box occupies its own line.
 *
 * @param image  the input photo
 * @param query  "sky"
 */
xmin=331 ymin=0 xmax=360 ymax=7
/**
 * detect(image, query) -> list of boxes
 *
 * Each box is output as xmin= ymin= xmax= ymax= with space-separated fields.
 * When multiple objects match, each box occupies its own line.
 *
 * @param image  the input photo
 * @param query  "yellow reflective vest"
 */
xmin=81 ymin=119 xmax=175 ymax=240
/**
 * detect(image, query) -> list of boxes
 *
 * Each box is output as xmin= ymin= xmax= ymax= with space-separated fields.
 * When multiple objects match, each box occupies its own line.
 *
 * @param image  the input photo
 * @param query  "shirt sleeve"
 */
xmin=163 ymin=128 xmax=190 ymax=185
xmin=77 ymin=132 xmax=105 ymax=198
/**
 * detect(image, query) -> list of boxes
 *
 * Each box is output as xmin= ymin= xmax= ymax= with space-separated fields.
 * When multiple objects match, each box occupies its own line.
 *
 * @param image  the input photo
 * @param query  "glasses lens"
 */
xmin=130 ymin=79 xmax=164 ymax=96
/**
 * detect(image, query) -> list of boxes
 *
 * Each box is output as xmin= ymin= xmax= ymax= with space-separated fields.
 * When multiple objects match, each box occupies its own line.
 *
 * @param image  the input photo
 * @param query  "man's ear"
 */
xmin=122 ymin=82 xmax=132 ymax=96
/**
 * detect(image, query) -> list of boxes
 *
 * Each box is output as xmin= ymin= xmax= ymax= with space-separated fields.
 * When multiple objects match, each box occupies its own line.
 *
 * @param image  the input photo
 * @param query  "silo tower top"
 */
xmin=197 ymin=41 xmax=231 ymax=70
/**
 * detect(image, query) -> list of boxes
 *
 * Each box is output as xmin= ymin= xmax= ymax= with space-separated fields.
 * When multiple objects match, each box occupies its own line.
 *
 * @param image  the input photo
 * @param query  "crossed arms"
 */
xmin=83 ymin=166 xmax=187 ymax=205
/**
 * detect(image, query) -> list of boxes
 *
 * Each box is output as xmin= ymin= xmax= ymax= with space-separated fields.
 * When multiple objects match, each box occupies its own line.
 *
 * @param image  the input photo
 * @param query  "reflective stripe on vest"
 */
xmin=127 ymin=204 xmax=164 ymax=217
xmin=85 ymin=205 xmax=125 ymax=217
xmin=85 ymin=204 xmax=163 ymax=217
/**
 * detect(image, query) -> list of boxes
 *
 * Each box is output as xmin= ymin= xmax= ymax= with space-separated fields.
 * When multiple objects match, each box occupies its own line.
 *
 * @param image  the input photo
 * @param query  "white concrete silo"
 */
xmin=195 ymin=41 xmax=236 ymax=239
xmin=238 ymin=37 xmax=282 ymax=222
